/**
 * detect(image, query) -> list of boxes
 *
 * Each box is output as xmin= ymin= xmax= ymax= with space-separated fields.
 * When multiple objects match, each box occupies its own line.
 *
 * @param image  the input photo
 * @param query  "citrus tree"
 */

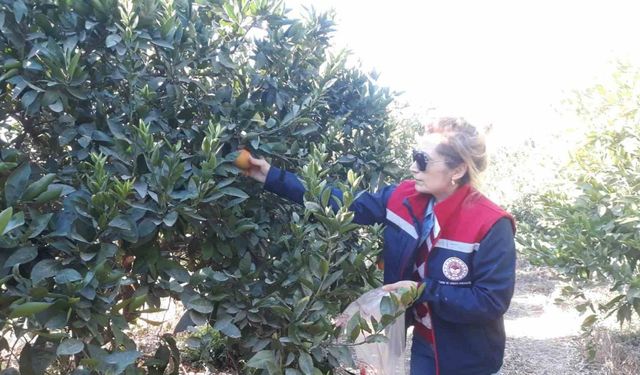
xmin=519 ymin=62 xmax=640 ymax=327
xmin=0 ymin=0 xmax=407 ymax=373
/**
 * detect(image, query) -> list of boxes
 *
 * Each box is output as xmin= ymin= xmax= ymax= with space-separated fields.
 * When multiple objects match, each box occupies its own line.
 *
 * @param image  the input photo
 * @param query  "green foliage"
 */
xmin=519 ymin=63 xmax=640 ymax=327
xmin=198 ymin=144 xmax=385 ymax=374
xmin=0 ymin=0 xmax=402 ymax=373
xmin=181 ymin=325 xmax=227 ymax=372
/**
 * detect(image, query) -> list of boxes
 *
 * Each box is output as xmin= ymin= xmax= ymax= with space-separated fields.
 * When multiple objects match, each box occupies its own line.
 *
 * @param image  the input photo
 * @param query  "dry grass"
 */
xmin=500 ymin=258 xmax=598 ymax=374
xmin=590 ymin=326 xmax=640 ymax=375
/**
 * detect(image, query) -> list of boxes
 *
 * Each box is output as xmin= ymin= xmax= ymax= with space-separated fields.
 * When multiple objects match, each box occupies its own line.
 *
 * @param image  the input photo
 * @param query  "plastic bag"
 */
xmin=336 ymin=287 xmax=407 ymax=375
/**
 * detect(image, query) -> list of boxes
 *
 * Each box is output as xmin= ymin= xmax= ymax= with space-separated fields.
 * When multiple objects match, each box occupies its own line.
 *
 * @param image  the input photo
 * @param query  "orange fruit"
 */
xmin=234 ymin=149 xmax=251 ymax=170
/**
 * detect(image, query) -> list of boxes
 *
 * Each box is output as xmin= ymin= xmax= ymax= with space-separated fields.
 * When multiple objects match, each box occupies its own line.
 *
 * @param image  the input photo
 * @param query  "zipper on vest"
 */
xmin=399 ymin=199 xmax=422 ymax=278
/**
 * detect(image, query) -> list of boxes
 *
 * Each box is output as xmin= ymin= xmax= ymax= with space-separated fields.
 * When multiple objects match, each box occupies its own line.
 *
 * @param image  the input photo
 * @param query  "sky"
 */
xmin=285 ymin=0 xmax=640 ymax=144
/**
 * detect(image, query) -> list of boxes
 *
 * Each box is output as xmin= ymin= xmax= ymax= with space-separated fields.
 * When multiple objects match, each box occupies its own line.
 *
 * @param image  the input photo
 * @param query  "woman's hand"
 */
xmin=245 ymin=154 xmax=271 ymax=183
xmin=383 ymin=280 xmax=421 ymax=308
xmin=382 ymin=280 xmax=418 ymax=292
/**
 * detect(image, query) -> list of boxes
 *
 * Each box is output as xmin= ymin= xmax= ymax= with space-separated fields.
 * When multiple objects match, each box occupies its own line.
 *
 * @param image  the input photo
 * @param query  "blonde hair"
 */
xmin=426 ymin=117 xmax=487 ymax=188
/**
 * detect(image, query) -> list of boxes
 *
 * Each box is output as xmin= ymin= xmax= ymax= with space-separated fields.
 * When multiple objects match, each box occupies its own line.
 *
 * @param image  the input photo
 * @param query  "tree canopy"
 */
xmin=0 ymin=0 xmax=411 ymax=373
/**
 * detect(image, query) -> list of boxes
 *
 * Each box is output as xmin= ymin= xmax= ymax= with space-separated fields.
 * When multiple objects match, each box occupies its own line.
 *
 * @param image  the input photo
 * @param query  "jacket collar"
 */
xmin=404 ymin=182 xmax=431 ymax=220
xmin=433 ymin=184 xmax=474 ymax=229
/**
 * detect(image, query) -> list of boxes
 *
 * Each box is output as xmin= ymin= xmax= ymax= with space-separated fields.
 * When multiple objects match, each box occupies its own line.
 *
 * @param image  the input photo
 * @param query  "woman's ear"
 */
xmin=452 ymin=163 xmax=467 ymax=181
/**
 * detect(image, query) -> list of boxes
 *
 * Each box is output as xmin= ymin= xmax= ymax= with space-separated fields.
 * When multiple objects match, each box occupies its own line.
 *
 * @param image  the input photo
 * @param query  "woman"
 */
xmin=245 ymin=117 xmax=516 ymax=375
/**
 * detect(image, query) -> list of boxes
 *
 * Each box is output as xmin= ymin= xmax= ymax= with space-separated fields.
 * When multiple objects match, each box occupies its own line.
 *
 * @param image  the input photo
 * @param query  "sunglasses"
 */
xmin=412 ymin=149 xmax=447 ymax=172
xmin=412 ymin=150 xmax=430 ymax=171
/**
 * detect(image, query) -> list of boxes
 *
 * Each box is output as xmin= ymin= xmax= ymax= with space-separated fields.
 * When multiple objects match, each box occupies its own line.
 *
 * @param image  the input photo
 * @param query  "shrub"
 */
xmin=519 ymin=63 xmax=640 ymax=327
xmin=0 ymin=0 xmax=405 ymax=373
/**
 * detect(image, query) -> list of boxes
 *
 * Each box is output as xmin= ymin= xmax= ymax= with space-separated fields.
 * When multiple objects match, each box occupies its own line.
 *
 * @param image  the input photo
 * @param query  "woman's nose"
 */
xmin=409 ymin=161 xmax=419 ymax=174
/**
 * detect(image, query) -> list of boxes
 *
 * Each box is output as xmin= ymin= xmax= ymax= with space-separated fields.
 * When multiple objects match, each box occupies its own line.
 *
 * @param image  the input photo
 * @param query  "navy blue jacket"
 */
xmin=264 ymin=166 xmax=516 ymax=375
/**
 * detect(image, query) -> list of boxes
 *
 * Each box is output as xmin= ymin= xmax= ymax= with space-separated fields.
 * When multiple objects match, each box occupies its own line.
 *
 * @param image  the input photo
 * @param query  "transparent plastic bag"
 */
xmin=336 ymin=287 xmax=407 ymax=375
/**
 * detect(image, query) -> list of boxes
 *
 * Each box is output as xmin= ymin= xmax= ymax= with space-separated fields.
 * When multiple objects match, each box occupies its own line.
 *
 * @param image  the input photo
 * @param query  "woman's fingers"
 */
xmin=245 ymin=155 xmax=270 ymax=183
xmin=382 ymin=280 xmax=418 ymax=292
xmin=248 ymin=155 xmax=267 ymax=170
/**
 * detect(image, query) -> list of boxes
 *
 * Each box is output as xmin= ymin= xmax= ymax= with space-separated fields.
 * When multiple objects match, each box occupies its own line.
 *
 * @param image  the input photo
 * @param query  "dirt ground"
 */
xmin=499 ymin=259 xmax=601 ymax=375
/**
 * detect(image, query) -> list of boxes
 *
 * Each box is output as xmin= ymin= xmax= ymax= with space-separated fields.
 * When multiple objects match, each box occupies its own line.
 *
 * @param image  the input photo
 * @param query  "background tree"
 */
xmin=0 ymin=0 xmax=413 ymax=373
xmin=517 ymin=62 xmax=640 ymax=328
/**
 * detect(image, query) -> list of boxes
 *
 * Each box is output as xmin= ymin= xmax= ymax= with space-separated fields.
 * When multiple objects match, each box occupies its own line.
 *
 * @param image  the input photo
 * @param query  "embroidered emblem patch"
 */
xmin=442 ymin=257 xmax=469 ymax=281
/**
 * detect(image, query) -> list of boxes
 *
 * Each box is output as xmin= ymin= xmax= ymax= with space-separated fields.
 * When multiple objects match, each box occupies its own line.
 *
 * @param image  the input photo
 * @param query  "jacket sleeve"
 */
xmin=263 ymin=166 xmax=394 ymax=225
xmin=416 ymin=217 xmax=516 ymax=324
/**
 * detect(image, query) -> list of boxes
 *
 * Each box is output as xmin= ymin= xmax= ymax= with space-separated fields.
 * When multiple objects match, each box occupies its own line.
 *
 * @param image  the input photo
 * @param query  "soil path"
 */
xmin=499 ymin=260 xmax=600 ymax=375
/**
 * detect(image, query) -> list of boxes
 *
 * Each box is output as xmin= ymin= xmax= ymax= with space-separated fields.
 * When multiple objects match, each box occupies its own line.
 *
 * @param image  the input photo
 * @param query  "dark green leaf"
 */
xmin=137 ymin=219 xmax=157 ymax=239
xmin=347 ymin=313 xmax=361 ymax=342
xmin=4 ymin=246 xmax=37 ymax=267
xmin=218 ymin=52 xmax=236 ymax=68
xmin=23 ymin=173 xmax=56 ymax=200
xmin=323 ymin=270 xmax=343 ymax=289
xmin=2 ymin=211 xmax=24 ymax=234
xmin=54 ymin=268 xmax=82 ymax=283
xmin=163 ymin=211 xmax=178 ymax=227
xmin=210 ymin=271 xmax=228 ymax=281
xmin=298 ymin=352 xmax=314 ymax=374
xmin=57 ymin=339 xmax=84 ymax=356
xmin=102 ymin=350 xmax=141 ymax=373
xmin=10 ymin=302 xmax=53 ymax=318
xmin=34 ymin=187 xmax=62 ymax=203
xmin=5 ymin=163 xmax=30 ymax=205
xmin=27 ymin=213 xmax=53 ymax=238
xmin=133 ymin=181 xmax=148 ymax=197
xmin=31 ymin=259 xmax=61 ymax=284
xmin=108 ymin=216 xmax=135 ymax=231
xmin=66 ymin=87 xmax=89 ymax=100
xmin=380 ymin=295 xmax=394 ymax=316
xmin=48 ymin=100 xmax=63 ymax=113
xmin=173 ymin=312 xmax=195 ymax=334
xmin=220 ymin=187 xmax=248 ymax=199
xmin=151 ymin=40 xmax=174 ymax=49
xmin=213 ymin=316 xmax=241 ymax=338
xmin=293 ymin=124 xmax=319 ymax=136
xmin=106 ymin=34 xmax=121 ymax=48
xmin=163 ymin=263 xmax=190 ymax=283
xmin=246 ymin=350 xmax=276 ymax=370
xmin=13 ymin=1 xmax=27 ymax=23
xmin=185 ymin=297 xmax=213 ymax=314
xmin=21 ymin=90 xmax=38 ymax=108
xmin=19 ymin=343 xmax=55 ymax=375
xmin=0 ymin=162 xmax=18 ymax=173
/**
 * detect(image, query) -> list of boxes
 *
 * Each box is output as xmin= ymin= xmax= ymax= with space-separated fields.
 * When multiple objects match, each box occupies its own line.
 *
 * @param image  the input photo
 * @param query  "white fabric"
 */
xmin=386 ymin=209 xmax=418 ymax=239
xmin=432 ymin=215 xmax=440 ymax=238
xmin=338 ymin=288 xmax=407 ymax=375
xmin=436 ymin=238 xmax=480 ymax=253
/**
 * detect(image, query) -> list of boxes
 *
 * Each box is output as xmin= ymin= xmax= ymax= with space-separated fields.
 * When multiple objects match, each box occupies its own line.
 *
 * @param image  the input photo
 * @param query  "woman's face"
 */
xmin=410 ymin=134 xmax=465 ymax=201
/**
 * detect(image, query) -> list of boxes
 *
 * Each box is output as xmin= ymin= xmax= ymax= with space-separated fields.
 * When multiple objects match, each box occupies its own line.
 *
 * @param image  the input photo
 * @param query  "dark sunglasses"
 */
xmin=412 ymin=149 xmax=430 ymax=171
